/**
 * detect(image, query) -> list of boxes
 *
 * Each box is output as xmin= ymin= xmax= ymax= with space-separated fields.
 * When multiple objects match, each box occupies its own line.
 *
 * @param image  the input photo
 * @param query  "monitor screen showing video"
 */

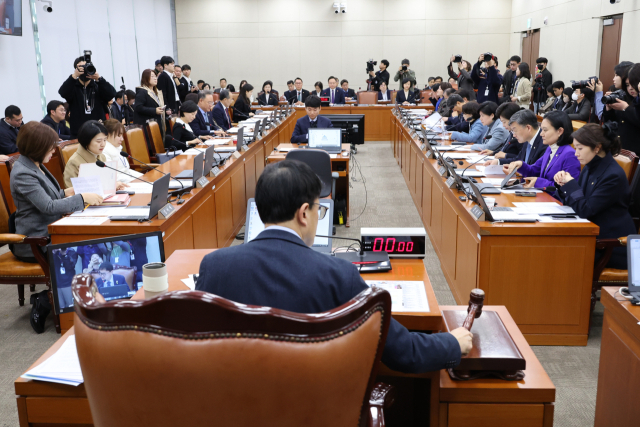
xmin=48 ymin=232 xmax=165 ymax=314
xmin=0 ymin=1 xmax=22 ymax=36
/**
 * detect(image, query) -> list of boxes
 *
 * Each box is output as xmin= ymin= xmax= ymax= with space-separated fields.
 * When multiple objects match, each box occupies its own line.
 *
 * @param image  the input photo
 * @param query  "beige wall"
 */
xmin=175 ymin=0 xmax=512 ymax=95
xmin=510 ymin=0 xmax=640 ymax=88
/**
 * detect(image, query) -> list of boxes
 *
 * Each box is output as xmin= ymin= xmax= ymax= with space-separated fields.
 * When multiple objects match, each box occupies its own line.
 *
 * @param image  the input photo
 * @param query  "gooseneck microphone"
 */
xmin=95 ymin=160 xmax=154 ymax=186
xmin=460 ymin=155 xmax=490 ymax=178
xmin=119 ymin=151 xmax=184 ymax=189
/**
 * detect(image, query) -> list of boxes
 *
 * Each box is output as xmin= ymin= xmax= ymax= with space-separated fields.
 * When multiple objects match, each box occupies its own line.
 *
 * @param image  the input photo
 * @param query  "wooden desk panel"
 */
xmin=595 ymin=287 xmax=640 ymax=427
xmin=391 ymin=113 xmax=598 ymax=345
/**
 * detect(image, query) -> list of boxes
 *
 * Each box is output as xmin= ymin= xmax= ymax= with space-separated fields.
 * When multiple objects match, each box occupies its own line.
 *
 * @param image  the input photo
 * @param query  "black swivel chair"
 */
xmin=285 ymin=149 xmax=339 ymax=199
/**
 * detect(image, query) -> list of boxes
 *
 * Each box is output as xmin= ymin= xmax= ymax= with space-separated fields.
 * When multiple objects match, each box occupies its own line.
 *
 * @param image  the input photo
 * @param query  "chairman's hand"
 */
xmin=450 ymin=327 xmax=473 ymax=356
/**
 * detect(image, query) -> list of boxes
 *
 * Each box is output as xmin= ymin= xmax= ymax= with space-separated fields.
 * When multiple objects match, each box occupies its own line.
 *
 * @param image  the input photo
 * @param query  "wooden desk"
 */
xmin=594 ymin=287 xmax=640 ymax=427
xmin=267 ymin=143 xmax=352 ymax=226
xmin=15 ymin=253 xmax=442 ymax=426
xmin=391 ymin=113 xmax=598 ymax=345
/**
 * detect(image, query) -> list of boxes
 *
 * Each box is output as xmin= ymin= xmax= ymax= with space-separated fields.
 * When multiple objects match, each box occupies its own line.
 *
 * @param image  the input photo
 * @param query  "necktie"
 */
xmin=107 ymin=281 xmax=112 ymax=287
xmin=525 ymin=142 xmax=533 ymax=163
xmin=331 ymin=90 xmax=334 ymax=103
xmin=310 ymin=120 xmax=317 ymax=129
xmin=298 ymin=91 xmax=301 ymax=102
xmin=225 ymin=108 xmax=231 ymax=127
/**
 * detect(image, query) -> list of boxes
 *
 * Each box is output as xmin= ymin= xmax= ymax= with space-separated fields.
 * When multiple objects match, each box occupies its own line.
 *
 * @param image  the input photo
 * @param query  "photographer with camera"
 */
xmin=58 ymin=52 xmax=117 ymax=138
xmin=471 ymin=53 xmax=502 ymax=104
xmin=630 ymin=64 xmax=640 ymax=121
xmin=393 ymin=59 xmax=416 ymax=91
xmin=566 ymin=86 xmax=593 ymax=122
xmin=447 ymin=55 xmax=476 ymax=100
xmin=367 ymin=59 xmax=390 ymax=92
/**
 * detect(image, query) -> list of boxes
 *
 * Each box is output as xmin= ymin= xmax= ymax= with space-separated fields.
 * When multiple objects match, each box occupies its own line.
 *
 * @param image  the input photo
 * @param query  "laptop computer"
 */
xmin=174 ymin=146 xmax=216 ymax=179
xmin=308 ymin=128 xmax=342 ymax=154
xmin=627 ymin=235 xmax=640 ymax=301
xmin=467 ymin=181 xmax=537 ymax=223
xmin=109 ymin=173 xmax=171 ymax=221
xmin=174 ymin=150 xmax=205 ymax=182
xmin=260 ymin=117 xmax=268 ymax=136
xmin=244 ymin=198 xmax=334 ymax=254
xmin=48 ymin=231 xmax=166 ymax=314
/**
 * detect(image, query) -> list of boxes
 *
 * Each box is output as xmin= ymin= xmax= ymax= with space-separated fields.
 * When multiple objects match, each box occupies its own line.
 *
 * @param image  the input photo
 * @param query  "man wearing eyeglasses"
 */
xmin=95 ymin=262 xmax=128 ymax=288
xmin=190 ymin=90 xmax=227 ymax=138
xmin=41 ymin=100 xmax=71 ymax=140
xmin=196 ymin=159 xmax=472 ymax=374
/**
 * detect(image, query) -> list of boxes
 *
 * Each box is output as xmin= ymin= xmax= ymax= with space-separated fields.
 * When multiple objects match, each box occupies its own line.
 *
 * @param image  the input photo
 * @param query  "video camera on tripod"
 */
xmin=366 ymin=59 xmax=377 ymax=74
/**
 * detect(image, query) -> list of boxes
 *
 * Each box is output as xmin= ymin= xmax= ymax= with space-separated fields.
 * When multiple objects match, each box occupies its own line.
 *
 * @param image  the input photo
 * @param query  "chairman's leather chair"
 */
xmin=357 ymin=91 xmax=377 ymax=105
xmin=72 ymin=274 xmax=394 ymax=427
xmin=286 ymin=149 xmax=339 ymax=200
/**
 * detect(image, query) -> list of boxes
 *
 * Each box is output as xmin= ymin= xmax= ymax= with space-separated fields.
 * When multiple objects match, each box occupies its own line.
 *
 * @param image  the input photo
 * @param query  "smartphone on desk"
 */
xmin=515 ymin=191 xmax=537 ymax=197
xmin=551 ymin=215 xmax=578 ymax=220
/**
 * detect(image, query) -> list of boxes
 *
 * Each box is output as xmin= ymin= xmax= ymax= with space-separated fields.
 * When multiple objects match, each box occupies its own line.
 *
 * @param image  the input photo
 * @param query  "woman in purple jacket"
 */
xmin=503 ymin=111 xmax=580 ymax=194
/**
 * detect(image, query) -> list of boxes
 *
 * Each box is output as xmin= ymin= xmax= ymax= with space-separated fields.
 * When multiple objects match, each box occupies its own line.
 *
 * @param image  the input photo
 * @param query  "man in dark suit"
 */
xmin=551 ymin=81 xmax=565 ymax=111
xmin=211 ymin=89 xmax=233 ymax=131
xmin=290 ymin=77 xmax=309 ymax=106
xmin=0 ymin=105 xmax=22 ymax=155
xmin=290 ymin=96 xmax=333 ymax=144
xmin=95 ymin=262 xmax=128 ymax=288
xmin=499 ymin=55 xmax=520 ymax=104
xmin=156 ymin=56 xmax=179 ymax=112
xmin=196 ymin=160 xmax=471 ymax=374
xmin=109 ymin=91 xmax=127 ymax=123
xmin=41 ymin=100 xmax=71 ymax=139
xmin=173 ymin=65 xmax=190 ymax=102
xmin=191 ymin=90 xmax=226 ymax=137
xmin=283 ymin=80 xmax=296 ymax=102
xmin=340 ymin=79 xmax=357 ymax=101
xmin=497 ymin=109 xmax=546 ymax=166
xmin=368 ymin=59 xmax=390 ymax=91
xmin=320 ymin=76 xmax=346 ymax=105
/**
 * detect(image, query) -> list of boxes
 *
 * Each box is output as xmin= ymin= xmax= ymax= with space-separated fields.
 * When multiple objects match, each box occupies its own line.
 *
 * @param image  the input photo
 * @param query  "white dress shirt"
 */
xmin=164 ymin=70 xmax=179 ymax=101
xmin=103 ymin=142 xmax=143 ymax=183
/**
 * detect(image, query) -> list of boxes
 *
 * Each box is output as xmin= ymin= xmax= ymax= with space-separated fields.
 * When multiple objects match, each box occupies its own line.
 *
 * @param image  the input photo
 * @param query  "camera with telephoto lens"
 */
xmin=483 ymin=53 xmax=494 ymax=62
xmin=571 ymin=76 xmax=598 ymax=90
xmin=366 ymin=59 xmax=377 ymax=73
xmin=602 ymin=89 xmax=626 ymax=105
xmin=402 ymin=65 xmax=408 ymax=71
xmin=453 ymin=55 xmax=462 ymax=63
xmin=81 ymin=50 xmax=96 ymax=78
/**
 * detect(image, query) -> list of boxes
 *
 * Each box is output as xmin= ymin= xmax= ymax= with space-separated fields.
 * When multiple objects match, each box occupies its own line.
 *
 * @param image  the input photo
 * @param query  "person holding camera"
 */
xmin=566 ymin=87 xmax=593 ymax=122
xmin=58 ymin=55 xmax=117 ymax=138
xmin=394 ymin=59 xmax=416 ymax=91
xmin=447 ymin=56 xmax=476 ymax=100
xmin=600 ymin=62 xmax=640 ymax=155
xmin=367 ymin=59 xmax=390 ymax=92
xmin=471 ymin=53 xmax=502 ymax=104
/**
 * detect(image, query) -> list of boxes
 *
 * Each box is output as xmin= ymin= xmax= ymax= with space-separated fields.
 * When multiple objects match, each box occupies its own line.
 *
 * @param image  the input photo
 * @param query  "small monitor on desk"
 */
xmin=244 ymin=198 xmax=334 ymax=254
xmin=308 ymin=128 xmax=341 ymax=149
xmin=48 ymin=231 xmax=165 ymax=314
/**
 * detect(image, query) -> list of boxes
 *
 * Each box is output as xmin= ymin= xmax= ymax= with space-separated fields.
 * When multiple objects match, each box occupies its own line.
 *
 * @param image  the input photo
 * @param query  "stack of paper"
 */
xmin=512 ymin=202 xmax=575 ymax=215
xmin=22 ymin=336 xmax=83 ymax=386
xmin=365 ymin=281 xmax=430 ymax=313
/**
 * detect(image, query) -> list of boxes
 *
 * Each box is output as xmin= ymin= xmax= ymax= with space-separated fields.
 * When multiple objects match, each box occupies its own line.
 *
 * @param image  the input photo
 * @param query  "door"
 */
xmin=521 ymin=29 xmax=540 ymax=69
xmin=599 ymin=16 xmax=623 ymax=91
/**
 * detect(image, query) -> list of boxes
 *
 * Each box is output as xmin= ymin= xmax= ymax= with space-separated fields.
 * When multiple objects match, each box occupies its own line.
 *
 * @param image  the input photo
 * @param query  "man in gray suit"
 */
xmin=394 ymin=58 xmax=417 ymax=91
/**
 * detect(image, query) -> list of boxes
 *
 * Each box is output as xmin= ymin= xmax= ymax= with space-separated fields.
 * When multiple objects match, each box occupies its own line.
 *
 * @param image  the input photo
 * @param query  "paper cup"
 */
xmin=142 ymin=262 xmax=168 ymax=293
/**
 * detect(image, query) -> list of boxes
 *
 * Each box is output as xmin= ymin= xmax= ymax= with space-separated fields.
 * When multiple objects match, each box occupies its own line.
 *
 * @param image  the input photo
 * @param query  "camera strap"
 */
xmin=83 ymin=85 xmax=95 ymax=114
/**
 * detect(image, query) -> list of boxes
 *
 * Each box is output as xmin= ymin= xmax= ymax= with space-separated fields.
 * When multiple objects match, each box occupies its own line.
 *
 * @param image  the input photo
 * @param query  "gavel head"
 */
xmin=467 ymin=288 xmax=485 ymax=318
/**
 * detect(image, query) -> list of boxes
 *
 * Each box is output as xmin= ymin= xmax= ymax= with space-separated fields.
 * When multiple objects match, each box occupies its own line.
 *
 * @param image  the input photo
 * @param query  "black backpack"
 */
xmin=30 ymin=290 xmax=51 ymax=334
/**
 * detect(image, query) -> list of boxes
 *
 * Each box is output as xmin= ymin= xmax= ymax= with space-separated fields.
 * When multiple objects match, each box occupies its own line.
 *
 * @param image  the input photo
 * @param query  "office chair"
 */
xmin=285 ymin=149 xmax=339 ymax=200
xmin=72 ymin=274 xmax=394 ymax=427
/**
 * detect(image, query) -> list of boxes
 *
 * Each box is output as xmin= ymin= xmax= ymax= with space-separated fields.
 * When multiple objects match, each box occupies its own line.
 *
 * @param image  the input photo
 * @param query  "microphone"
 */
xmin=95 ymin=160 xmax=154 ymax=186
xmin=119 ymin=151 xmax=184 ymax=190
xmin=460 ymin=154 xmax=490 ymax=178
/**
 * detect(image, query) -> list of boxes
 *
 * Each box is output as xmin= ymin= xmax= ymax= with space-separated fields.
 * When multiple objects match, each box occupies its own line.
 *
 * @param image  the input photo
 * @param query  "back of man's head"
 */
xmin=509 ymin=109 xmax=539 ymax=130
xmin=198 ymin=90 xmax=213 ymax=103
xmin=255 ymin=160 xmax=322 ymax=224
xmin=455 ymin=88 xmax=472 ymax=101
xmin=5 ymin=105 xmax=20 ymax=119
xmin=552 ymin=81 xmax=565 ymax=90
xmin=446 ymin=94 xmax=463 ymax=108
xmin=219 ymin=89 xmax=230 ymax=101
xmin=305 ymin=95 xmax=321 ymax=109
xmin=115 ymin=90 xmax=124 ymax=101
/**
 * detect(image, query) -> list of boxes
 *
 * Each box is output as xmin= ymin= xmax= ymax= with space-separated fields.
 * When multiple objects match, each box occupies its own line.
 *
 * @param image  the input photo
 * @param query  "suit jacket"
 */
xmin=378 ymin=90 xmax=392 ymax=101
xmin=289 ymin=89 xmax=310 ymax=104
xmin=177 ymin=77 xmax=189 ymax=102
xmin=513 ymin=77 xmax=532 ymax=108
xmin=567 ymin=99 xmax=592 ymax=121
xmin=257 ymin=92 xmax=279 ymax=106
xmin=232 ymin=96 xmax=253 ymax=121
xmin=447 ymin=64 xmax=476 ymax=100
xmin=190 ymin=108 xmax=220 ymax=136
xmin=499 ymin=129 xmax=546 ymax=166
xmin=470 ymin=119 xmax=509 ymax=152
xmin=156 ymin=71 xmax=178 ymax=111
xmin=196 ymin=229 xmax=461 ymax=373
xmin=518 ymin=144 xmax=581 ymax=190
xmin=396 ymin=90 xmax=417 ymax=104
xmin=283 ymin=90 xmax=295 ymax=103
xmin=450 ymin=119 xmax=487 ymax=144
xmin=109 ymin=103 xmax=127 ymax=123
xmin=290 ymin=115 xmax=333 ymax=144
xmin=343 ymin=88 xmax=357 ymax=99
xmin=63 ymin=144 xmax=107 ymax=188
xmin=10 ymin=156 xmax=84 ymax=258
xmin=96 ymin=273 xmax=128 ymax=288
xmin=133 ymin=86 xmax=165 ymax=126
xmin=552 ymin=96 xmax=565 ymax=111
xmin=212 ymin=101 xmax=232 ymax=131
xmin=498 ymin=132 xmax=522 ymax=159
xmin=557 ymin=153 xmax=636 ymax=269
xmin=40 ymin=115 xmax=71 ymax=139
xmin=445 ymin=115 xmax=469 ymax=133
xmin=170 ymin=121 xmax=196 ymax=151
xmin=500 ymin=69 xmax=517 ymax=103
xmin=320 ymin=88 xmax=346 ymax=104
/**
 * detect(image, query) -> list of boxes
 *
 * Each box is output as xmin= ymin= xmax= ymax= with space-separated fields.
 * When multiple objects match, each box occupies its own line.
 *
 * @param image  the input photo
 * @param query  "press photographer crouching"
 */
xmin=58 ymin=51 xmax=117 ymax=138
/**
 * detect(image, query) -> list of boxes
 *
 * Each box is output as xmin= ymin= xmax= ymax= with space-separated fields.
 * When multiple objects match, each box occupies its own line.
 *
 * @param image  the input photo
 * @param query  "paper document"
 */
xmin=126 ymin=182 xmax=153 ymax=194
xmin=512 ymin=202 xmax=575 ymax=215
xmin=205 ymin=139 xmax=234 ymax=146
xmin=169 ymin=180 xmax=185 ymax=189
xmin=434 ymin=146 xmax=468 ymax=151
xmin=500 ymin=189 xmax=542 ymax=194
xmin=183 ymin=149 xmax=203 ymax=155
xmin=365 ymin=281 xmax=430 ymax=313
xmin=79 ymin=162 xmax=117 ymax=195
xmin=422 ymin=112 xmax=445 ymax=133
xmin=70 ymin=176 xmax=106 ymax=197
xmin=490 ymin=212 xmax=539 ymax=221
xmin=70 ymin=206 xmax=128 ymax=217
xmin=537 ymin=216 xmax=589 ymax=223
xmin=114 ymin=207 xmax=151 ymax=217
xmin=22 ymin=335 xmax=83 ymax=386
xmin=181 ymin=275 xmax=197 ymax=290
xmin=54 ymin=217 xmax=109 ymax=226
xmin=277 ymin=147 xmax=296 ymax=152
xmin=455 ymin=170 xmax=485 ymax=177
xmin=478 ymin=165 xmax=506 ymax=176
xmin=480 ymin=178 xmax=505 ymax=186
xmin=215 ymin=147 xmax=237 ymax=152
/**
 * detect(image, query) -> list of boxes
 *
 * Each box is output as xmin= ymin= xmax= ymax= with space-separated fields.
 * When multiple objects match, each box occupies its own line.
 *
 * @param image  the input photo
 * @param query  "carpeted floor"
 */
xmin=0 ymin=141 xmax=599 ymax=426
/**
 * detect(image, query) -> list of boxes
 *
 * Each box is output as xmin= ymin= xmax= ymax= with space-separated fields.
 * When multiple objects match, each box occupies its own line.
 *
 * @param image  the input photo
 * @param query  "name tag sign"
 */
xmin=196 ymin=176 xmax=209 ymax=188
xmin=438 ymin=166 xmax=447 ymax=176
xmin=209 ymin=166 xmax=221 ymax=177
xmin=445 ymin=176 xmax=457 ymax=189
xmin=232 ymin=151 xmax=242 ymax=160
xmin=471 ymin=205 xmax=485 ymax=221
xmin=158 ymin=203 xmax=176 ymax=220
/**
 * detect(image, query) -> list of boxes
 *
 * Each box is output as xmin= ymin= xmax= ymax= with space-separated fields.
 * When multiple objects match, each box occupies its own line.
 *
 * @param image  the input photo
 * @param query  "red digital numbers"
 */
xmin=372 ymin=237 xmax=414 ymax=253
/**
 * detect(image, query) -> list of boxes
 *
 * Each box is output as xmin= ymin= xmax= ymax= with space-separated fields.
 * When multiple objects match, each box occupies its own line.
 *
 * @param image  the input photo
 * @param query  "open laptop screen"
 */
xmin=244 ymin=198 xmax=334 ymax=253
xmin=48 ymin=232 xmax=165 ymax=314
xmin=308 ymin=128 xmax=341 ymax=148
xmin=628 ymin=236 xmax=640 ymax=291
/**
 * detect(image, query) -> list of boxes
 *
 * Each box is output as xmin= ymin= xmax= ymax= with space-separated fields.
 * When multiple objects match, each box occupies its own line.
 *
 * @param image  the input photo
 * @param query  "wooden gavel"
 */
xmin=462 ymin=289 xmax=485 ymax=331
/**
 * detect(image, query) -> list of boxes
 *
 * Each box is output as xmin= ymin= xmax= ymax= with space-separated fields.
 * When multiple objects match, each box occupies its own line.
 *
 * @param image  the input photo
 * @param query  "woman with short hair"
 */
xmin=450 ymin=101 xmax=487 ymax=144
xmin=170 ymin=101 xmax=203 ymax=151
xmin=257 ymin=81 xmax=278 ymax=106
xmin=103 ymin=119 xmax=143 ymax=184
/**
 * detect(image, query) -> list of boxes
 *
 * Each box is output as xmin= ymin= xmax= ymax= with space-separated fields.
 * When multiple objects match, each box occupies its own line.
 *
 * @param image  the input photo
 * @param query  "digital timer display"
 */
xmin=361 ymin=235 xmax=426 ymax=258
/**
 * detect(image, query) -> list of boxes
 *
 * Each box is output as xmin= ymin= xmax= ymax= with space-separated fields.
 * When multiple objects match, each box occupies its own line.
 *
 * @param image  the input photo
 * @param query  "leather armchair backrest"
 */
xmin=58 ymin=140 xmax=80 ymax=168
xmin=146 ymin=121 xmax=165 ymax=155
xmin=615 ymin=149 xmax=639 ymax=184
xmin=123 ymin=127 xmax=152 ymax=166
xmin=357 ymin=91 xmax=377 ymax=105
